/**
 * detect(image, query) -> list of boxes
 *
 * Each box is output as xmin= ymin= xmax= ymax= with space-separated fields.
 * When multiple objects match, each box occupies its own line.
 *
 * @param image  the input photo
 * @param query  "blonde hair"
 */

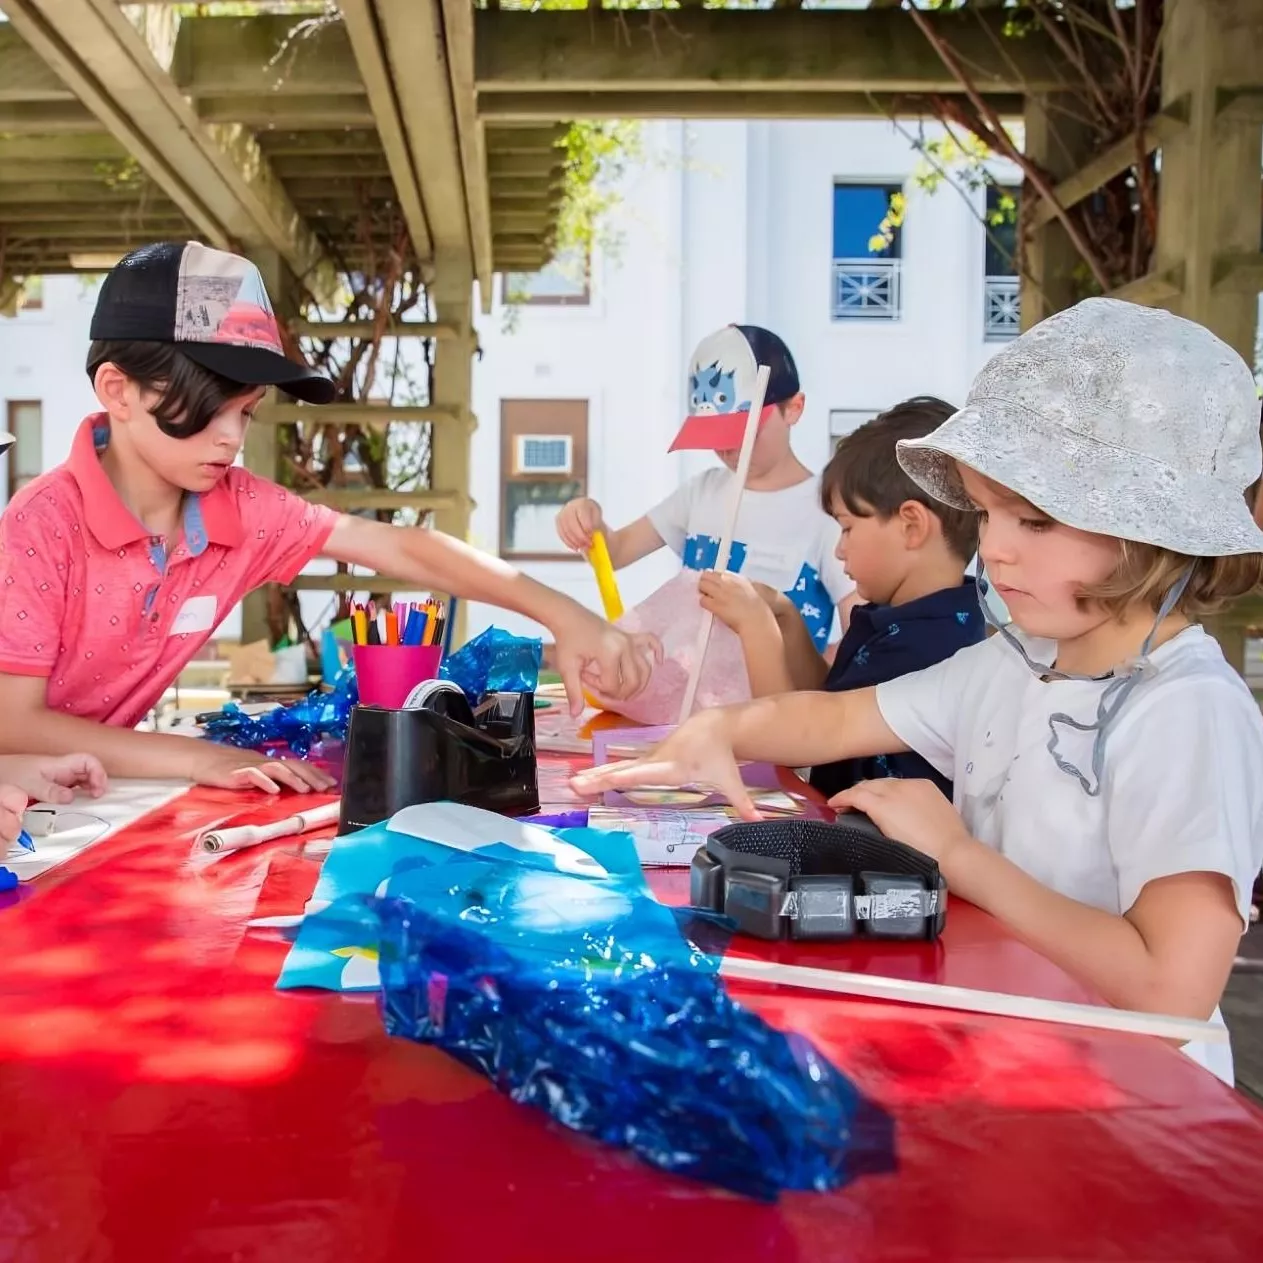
xmin=1082 ymin=541 xmax=1263 ymax=618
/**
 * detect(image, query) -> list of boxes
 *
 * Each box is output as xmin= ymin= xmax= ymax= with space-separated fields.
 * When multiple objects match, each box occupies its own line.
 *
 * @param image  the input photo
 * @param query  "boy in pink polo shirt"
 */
xmin=0 ymin=242 xmax=653 ymax=793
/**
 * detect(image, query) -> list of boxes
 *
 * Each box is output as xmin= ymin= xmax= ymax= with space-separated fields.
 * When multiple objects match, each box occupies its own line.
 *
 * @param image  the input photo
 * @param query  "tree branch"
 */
xmin=905 ymin=5 xmax=1113 ymax=294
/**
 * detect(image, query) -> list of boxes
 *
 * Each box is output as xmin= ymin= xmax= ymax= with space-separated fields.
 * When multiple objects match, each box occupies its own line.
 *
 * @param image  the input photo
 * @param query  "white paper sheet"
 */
xmin=5 ymin=779 xmax=189 ymax=881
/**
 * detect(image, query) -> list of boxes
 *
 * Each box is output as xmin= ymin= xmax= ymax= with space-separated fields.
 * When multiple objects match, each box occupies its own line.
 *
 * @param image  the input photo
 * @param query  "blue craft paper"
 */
xmin=277 ymin=818 xmax=644 ymax=992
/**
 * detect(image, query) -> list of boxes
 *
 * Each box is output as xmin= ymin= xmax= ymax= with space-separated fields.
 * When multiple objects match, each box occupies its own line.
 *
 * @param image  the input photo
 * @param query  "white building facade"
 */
xmin=0 ymin=119 xmax=1019 ymax=645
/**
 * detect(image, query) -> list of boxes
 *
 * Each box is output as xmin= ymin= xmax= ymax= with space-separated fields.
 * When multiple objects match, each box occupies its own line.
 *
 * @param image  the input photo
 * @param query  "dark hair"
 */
xmin=86 ymin=340 xmax=253 ymax=439
xmin=822 ymin=396 xmax=978 ymax=562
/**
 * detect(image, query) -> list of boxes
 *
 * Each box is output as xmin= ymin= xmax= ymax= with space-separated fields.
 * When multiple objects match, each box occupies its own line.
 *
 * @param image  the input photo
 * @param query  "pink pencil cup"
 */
xmin=352 ymin=644 xmax=443 ymax=709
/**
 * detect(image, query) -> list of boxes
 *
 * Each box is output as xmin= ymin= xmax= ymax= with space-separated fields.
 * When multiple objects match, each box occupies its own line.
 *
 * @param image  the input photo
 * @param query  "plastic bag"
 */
xmin=374 ymin=854 xmax=892 ymax=1199
xmin=440 ymin=626 xmax=542 ymax=700
xmin=203 ymin=666 xmax=358 ymax=757
xmin=589 ymin=570 xmax=750 ymax=723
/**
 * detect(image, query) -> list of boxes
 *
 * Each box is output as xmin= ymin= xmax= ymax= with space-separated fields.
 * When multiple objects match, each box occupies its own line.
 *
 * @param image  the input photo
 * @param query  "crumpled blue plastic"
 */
xmin=439 ymin=626 xmax=541 ymax=700
xmin=203 ymin=666 xmax=358 ymax=756
xmin=374 ymin=856 xmax=893 ymax=1200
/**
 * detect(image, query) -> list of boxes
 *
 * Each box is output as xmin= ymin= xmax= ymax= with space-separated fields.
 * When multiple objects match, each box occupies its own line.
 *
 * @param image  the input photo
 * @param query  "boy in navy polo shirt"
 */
xmin=701 ymin=397 xmax=983 ymax=799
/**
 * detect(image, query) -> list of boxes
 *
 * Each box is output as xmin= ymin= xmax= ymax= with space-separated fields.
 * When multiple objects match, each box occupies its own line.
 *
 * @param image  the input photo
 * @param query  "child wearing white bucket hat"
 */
xmin=574 ymin=297 xmax=1263 ymax=1085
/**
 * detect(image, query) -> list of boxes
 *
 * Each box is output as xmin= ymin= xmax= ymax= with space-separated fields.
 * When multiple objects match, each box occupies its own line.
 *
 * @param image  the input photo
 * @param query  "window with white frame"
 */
xmin=504 ymin=246 xmax=590 ymax=307
xmin=4 ymin=401 xmax=43 ymax=498
xmin=500 ymin=400 xmax=588 ymax=559
xmin=831 ymin=183 xmax=903 ymax=321
xmin=984 ymin=184 xmax=1021 ymax=341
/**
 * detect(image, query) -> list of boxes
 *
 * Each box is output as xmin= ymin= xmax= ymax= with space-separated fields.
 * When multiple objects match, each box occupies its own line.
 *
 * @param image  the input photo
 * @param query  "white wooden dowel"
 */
xmin=677 ymin=364 xmax=772 ymax=724
xmin=200 ymin=800 xmax=342 ymax=853
xmin=719 ymin=955 xmax=1227 ymax=1045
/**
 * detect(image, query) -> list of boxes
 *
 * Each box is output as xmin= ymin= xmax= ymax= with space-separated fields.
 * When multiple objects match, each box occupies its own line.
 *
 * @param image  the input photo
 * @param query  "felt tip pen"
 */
xmin=16 ymin=829 xmax=34 ymax=853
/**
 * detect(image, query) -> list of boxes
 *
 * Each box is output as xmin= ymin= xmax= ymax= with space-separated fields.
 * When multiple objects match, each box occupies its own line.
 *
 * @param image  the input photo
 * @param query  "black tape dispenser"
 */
xmin=338 ymin=679 xmax=540 ymax=834
xmin=691 ymin=815 xmax=947 ymax=942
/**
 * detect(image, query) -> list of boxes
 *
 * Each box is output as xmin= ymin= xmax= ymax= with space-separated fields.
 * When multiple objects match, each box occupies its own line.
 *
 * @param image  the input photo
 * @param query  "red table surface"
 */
xmin=2 ymin=759 xmax=1262 ymax=1262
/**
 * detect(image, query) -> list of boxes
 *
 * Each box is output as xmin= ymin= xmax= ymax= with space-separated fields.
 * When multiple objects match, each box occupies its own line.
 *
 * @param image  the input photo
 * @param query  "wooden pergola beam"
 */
xmin=371 ymin=0 xmax=471 ymax=265
xmin=1109 ymin=266 xmax=1184 ymax=306
xmin=484 ymin=128 xmax=567 ymax=154
xmin=0 ymin=159 xmax=157 ymax=183
xmin=1025 ymin=100 xmax=1190 ymax=233
xmin=0 ymin=24 xmax=73 ymax=100
xmin=441 ymin=0 xmax=494 ymax=312
xmin=474 ymin=9 xmax=1066 ymax=96
xmin=0 ymin=202 xmax=186 ymax=223
xmin=1212 ymin=250 xmax=1263 ymax=293
xmin=0 ymin=99 xmax=98 ymax=130
xmin=256 ymin=131 xmax=384 ymax=158
xmin=1216 ymin=86 xmax=1263 ymax=122
xmin=195 ymin=94 xmax=375 ymax=129
xmin=302 ymin=489 xmax=470 ymax=514
xmin=479 ymin=90 xmax=1027 ymax=123
xmin=268 ymin=155 xmax=393 ymax=180
xmin=0 ymin=218 xmax=189 ymax=236
xmin=336 ymin=1 xmax=433 ymax=261
xmin=0 ymin=181 xmax=174 ymax=204
xmin=0 ymin=0 xmax=340 ymax=304
xmin=255 ymin=402 xmax=466 ymax=428
xmin=487 ymin=153 xmax=565 ymax=179
xmin=0 ymin=133 xmax=125 ymax=161
xmin=170 ymin=13 xmax=356 ymax=96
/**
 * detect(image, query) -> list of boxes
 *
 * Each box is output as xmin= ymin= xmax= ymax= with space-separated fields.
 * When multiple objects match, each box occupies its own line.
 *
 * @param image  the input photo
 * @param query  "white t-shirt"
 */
xmin=876 ymin=625 xmax=1263 ymax=1086
xmin=647 ymin=469 xmax=853 ymax=648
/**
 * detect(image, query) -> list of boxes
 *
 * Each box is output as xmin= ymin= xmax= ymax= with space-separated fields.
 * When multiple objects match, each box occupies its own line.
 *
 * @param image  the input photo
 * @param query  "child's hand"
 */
xmin=552 ymin=606 xmax=660 ymax=716
xmin=698 ymin=570 xmax=776 ymax=636
xmin=829 ymin=779 xmax=973 ymax=865
xmin=570 ymin=709 xmax=761 ymax=820
xmin=187 ymin=743 xmax=337 ymax=795
xmin=1 ymin=783 xmax=28 ymax=852
xmin=555 ymin=497 xmax=606 ymax=554
xmin=0 ymin=753 xmax=108 ymax=804
xmin=753 ymin=581 xmax=797 ymax=624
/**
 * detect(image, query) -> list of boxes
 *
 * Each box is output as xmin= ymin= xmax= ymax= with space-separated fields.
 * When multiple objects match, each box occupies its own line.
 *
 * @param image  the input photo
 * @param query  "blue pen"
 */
xmin=16 ymin=828 xmax=34 ymax=853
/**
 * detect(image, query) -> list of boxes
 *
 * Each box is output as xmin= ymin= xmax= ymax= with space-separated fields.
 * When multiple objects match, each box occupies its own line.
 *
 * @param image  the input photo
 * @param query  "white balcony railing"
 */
xmin=984 ymin=275 xmax=1021 ymax=341
xmin=831 ymin=258 xmax=901 ymax=320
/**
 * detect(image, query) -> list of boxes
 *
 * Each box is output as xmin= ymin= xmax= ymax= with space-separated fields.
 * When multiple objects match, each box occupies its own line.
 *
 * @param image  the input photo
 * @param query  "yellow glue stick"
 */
xmin=587 ymin=530 xmax=624 ymax=622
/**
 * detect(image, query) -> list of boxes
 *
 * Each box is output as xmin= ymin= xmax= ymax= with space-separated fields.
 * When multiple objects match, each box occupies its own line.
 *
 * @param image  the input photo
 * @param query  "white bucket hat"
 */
xmin=897 ymin=297 xmax=1263 ymax=557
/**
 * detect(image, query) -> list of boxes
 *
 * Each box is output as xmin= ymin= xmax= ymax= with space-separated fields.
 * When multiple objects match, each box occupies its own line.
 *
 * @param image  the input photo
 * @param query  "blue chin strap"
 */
xmin=976 ymin=566 xmax=1193 ymax=797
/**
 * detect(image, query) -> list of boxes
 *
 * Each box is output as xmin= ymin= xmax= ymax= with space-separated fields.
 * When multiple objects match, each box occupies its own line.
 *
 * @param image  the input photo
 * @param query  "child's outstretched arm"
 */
xmin=322 ymin=514 xmax=656 ymax=713
xmin=555 ymin=498 xmax=664 ymax=570
xmin=572 ymin=686 xmax=905 ymax=817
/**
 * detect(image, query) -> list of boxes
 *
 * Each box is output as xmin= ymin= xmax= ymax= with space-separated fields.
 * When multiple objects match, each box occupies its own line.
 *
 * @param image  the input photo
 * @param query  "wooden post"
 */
xmin=240 ymin=247 xmax=297 ymax=646
xmin=1155 ymin=0 xmax=1263 ymax=362
xmin=1020 ymin=95 xmax=1095 ymax=329
xmin=430 ymin=253 xmax=477 ymax=646
xmin=1155 ymin=0 xmax=1263 ymax=673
